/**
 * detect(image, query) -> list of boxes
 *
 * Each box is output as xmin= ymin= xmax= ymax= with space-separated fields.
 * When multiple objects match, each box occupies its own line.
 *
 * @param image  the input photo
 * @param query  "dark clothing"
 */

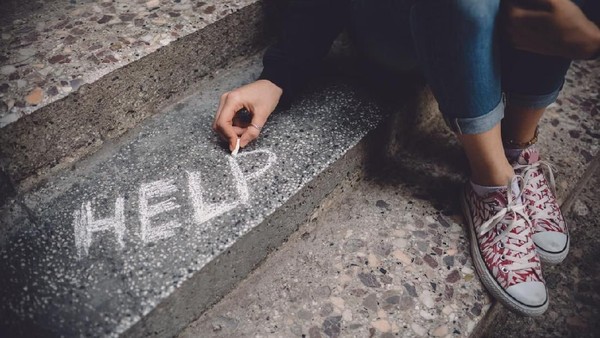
xmin=259 ymin=0 xmax=350 ymax=105
xmin=259 ymin=0 xmax=599 ymax=134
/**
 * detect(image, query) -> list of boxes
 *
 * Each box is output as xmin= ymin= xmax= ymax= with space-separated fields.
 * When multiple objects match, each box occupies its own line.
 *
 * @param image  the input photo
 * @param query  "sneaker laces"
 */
xmin=514 ymin=160 xmax=557 ymax=222
xmin=477 ymin=176 xmax=537 ymax=272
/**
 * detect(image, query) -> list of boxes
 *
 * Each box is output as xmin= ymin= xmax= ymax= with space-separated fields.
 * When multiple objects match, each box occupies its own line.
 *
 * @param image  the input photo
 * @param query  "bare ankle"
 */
xmin=471 ymin=163 xmax=515 ymax=187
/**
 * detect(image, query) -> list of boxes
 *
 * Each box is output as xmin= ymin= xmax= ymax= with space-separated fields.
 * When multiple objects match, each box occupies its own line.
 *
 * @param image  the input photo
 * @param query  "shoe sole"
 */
xmin=536 ymin=235 xmax=570 ymax=265
xmin=461 ymin=188 xmax=549 ymax=317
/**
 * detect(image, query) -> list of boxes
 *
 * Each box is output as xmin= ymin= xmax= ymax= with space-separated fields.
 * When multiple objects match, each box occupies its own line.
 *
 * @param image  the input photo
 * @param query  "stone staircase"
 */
xmin=178 ymin=60 xmax=600 ymax=338
xmin=1 ymin=1 xmax=599 ymax=337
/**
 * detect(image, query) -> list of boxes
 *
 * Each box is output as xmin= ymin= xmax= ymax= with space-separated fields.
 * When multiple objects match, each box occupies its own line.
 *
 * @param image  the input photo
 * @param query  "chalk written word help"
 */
xmin=72 ymin=149 xmax=277 ymax=259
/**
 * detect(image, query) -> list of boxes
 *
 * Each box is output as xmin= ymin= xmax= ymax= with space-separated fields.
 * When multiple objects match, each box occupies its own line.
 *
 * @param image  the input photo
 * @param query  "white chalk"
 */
xmin=231 ymin=138 xmax=240 ymax=156
xmin=139 ymin=179 xmax=182 ymax=243
xmin=187 ymin=170 xmax=236 ymax=225
xmin=73 ymin=197 xmax=126 ymax=259
xmin=71 ymin=147 xmax=279 ymax=259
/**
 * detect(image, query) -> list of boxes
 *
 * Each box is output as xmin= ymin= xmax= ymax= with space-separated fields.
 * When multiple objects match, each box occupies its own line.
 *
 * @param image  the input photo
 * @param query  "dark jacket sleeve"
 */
xmin=259 ymin=0 xmax=350 ymax=105
xmin=583 ymin=0 xmax=599 ymax=25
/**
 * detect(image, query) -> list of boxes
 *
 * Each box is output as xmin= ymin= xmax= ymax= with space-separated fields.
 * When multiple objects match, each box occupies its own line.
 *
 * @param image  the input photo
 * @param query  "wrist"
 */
xmin=257 ymin=79 xmax=283 ymax=97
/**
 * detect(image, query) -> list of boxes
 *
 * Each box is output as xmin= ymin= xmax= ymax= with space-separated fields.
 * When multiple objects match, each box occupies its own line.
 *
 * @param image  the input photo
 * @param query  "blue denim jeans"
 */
xmin=349 ymin=0 xmax=578 ymax=134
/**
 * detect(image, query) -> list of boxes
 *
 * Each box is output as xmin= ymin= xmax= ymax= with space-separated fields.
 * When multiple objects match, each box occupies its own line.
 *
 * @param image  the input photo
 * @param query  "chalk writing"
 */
xmin=72 ymin=149 xmax=277 ymax=259
xmin=139 ymin=179 xmax=182 ymax=244
xmin=187 ymin=170 xmax=236 ymax=225
xmin=73 ymin=197 xmax=125 ymax=259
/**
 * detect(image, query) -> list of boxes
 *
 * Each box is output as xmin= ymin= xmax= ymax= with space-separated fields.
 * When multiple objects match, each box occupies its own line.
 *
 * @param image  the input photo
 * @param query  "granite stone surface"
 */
xmin=0 ymin=56 xmax=386 ymax=336
xmin=0 ymin=0 xmax=257 ymax=126
xmin=0 ymin=1 xmax=272 ymax=189
xmin=180 ymin=171 xmax=488 ymax=338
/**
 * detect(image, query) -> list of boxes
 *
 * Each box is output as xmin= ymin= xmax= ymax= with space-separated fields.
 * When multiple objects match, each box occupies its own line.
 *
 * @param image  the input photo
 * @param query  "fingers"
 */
xmin=213 ymin=92 xmax=228 ymax=130
xmin=504 ymin=0 xmax=553 ymax=18
xmin=502 ymin=1 xmax=548 ymax=38
xmin=505 ymin=0 xmax=554 ymax=11
xmin=240 ymin=111 xmax=268 ymax=148
xmin=505 ymin=2 xmax=540 ymax=19
xmin=232 ymin=126 xmax=245 ymax=136
xmin=213 ymin=80 xmax=280 ymax=151
xmin=214 ymin=93 xmax=244 ymax=151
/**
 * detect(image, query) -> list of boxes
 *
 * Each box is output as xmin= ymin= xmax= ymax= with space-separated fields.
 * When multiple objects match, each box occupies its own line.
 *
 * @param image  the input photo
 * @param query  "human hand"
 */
xmin=503 ymin=0 xmax=600 ymax=59
xmin=212 ymin=80 xmax=283 ymax=151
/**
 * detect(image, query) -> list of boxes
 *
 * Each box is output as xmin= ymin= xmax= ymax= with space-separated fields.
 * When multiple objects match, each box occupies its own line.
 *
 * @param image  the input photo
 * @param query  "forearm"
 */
xmin=504 ymin=0 xmax=600 ymax=59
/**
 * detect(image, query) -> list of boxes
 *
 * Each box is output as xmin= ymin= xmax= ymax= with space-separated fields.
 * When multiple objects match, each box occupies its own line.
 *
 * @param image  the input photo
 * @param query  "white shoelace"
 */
xmin=514 ymin=161 xmax=557 ymax=222
xmin=477 ymin=176 xmax=537 ymax=272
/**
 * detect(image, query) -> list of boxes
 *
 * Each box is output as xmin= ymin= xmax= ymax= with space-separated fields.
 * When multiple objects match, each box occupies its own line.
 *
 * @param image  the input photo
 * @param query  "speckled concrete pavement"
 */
xmin=0 ymin=0 xmax=257 ymax=126
xmin=181 ymin=167 xmax=483 ymax=338
xmin=1 ymin=0 xmax=270 ymax=188
xmin=180 ymin=60 xmax=599 ymax=338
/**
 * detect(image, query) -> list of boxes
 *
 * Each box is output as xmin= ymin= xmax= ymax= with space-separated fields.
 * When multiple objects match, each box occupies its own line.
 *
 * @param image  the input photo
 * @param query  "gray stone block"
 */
xmin=0 ymin=1 xmax=272 ymax=190
xmin=0 ymin=55 xmax=387 ymax=336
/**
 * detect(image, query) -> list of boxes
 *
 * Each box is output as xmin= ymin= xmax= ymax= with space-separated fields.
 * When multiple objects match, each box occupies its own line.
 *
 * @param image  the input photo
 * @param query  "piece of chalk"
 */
xmin=231 ymin=138 xmax=240 ymax=156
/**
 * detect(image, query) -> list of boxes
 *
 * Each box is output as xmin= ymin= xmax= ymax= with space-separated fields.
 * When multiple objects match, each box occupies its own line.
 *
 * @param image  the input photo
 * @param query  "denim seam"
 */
xmin=505 ymin=85 xmax=562 ymax=110
xmin=447 ymin=98 xmax=505 ymax=135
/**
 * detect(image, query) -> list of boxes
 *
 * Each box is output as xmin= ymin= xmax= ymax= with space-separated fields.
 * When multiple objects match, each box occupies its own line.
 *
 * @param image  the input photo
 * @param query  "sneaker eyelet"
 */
xmin=500 ymin=255 xmax=505 ymax=261
xmin=501 ymin=266 xmax=508 ymax=273
xmin=497 ymin=242 xmax=505 ymax=249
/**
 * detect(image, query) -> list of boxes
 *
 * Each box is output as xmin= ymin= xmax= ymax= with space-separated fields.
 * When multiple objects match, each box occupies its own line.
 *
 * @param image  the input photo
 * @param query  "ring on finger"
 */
xmin=250 ymin=123 xmax=262 ymax=131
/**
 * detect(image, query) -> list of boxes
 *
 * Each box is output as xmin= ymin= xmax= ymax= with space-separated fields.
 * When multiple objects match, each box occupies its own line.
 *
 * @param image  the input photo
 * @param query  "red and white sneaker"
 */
xmin=509 ymin=146 xmax=569 ymax=264
xmin=461 ymin=176 xmax=548 ymax=316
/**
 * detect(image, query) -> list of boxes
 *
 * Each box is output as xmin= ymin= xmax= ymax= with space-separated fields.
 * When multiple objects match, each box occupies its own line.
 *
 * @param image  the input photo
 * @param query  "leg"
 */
xmin=500 ymin=37 xmax=575 ymax=266
xmin=501 ymin=47 xmax=572 ymax=146
xmin=500 ymin=0 xmax=588 ymax=145
xmin=410 ymin=0 xmax=548 ymax=316
xmin=459 ymin=124 xmax=514 ymax=186
xmin=501 ymin=106 xmax=545 ymax=146
xmin=498 ymin=1 xmax=589 ymax=265
xmin=409 ymin=0 xmax=510 ymax=186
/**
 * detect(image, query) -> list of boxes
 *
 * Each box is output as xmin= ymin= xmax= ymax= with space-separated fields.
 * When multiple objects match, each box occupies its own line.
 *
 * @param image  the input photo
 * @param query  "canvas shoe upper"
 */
xmin=461 ymin=176 xmax=548 ymax=316
xmin=510 ymin=146 xmax=569 ymax=264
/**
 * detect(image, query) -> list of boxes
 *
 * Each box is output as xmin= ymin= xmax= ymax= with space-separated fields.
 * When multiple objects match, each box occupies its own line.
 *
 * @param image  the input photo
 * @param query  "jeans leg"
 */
xmin=502 ymin=48 xmax=571 ymax=109
xmin=410 ymin=0 xmax=504 ymax=134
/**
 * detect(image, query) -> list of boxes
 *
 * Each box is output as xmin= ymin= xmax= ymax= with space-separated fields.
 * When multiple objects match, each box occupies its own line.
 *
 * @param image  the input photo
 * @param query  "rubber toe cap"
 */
xmin=533 ymin=232 xmax=568 ymax=253
xmin=506 ymin=281 xmax=547 ymax=307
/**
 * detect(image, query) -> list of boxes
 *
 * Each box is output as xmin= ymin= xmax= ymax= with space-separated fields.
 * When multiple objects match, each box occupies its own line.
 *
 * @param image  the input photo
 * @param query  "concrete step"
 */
xmin=1 ymin=1 xmax=598 ymax=337
xmin=0 ymin=0 xmax=273 ymax=190
xmin=0 ymin=50 xmax=394 ymax=336
xmin=179 ymin=60 xmax=600 ymax=338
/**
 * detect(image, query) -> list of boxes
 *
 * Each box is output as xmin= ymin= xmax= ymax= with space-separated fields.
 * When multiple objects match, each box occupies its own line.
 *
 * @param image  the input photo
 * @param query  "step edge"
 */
xmin=0 ymin=1 xmax=272 ymax=192
xmin=119 ymin=125 xmax=384 ymax=337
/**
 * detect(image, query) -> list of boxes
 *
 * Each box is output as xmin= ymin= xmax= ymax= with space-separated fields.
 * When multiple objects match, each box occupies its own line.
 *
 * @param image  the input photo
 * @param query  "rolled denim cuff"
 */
xmin=444 ymin=98 xmax=505 ymax=135
xmin=505 ymin=84 xmax=562 ymax=109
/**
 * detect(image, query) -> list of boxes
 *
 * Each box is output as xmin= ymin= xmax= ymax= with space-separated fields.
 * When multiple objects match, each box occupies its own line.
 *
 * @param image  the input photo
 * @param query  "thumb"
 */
xmin=239 ymin=112 xmax=268 ymax=148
